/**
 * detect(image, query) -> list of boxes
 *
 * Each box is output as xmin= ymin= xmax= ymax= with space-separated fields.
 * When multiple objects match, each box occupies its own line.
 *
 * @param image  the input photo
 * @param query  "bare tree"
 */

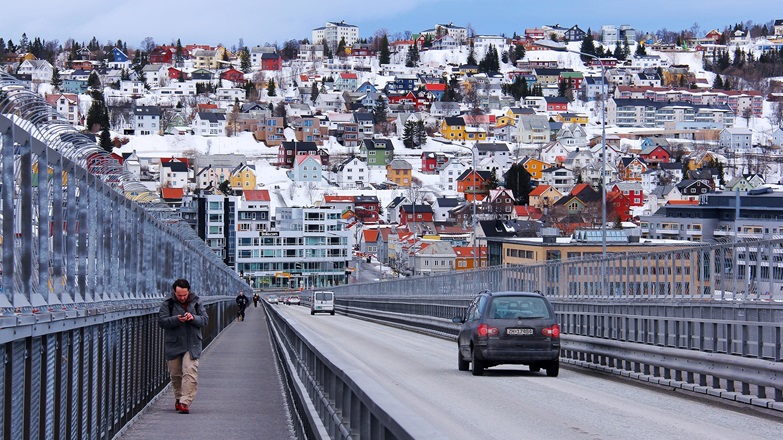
xmin=140 ymin=37 xmax=156 ymax=54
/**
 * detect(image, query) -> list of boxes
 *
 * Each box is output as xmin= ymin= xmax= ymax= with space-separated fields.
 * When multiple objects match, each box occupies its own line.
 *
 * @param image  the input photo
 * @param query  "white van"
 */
xmin=311 ymin=291 xmax=335 ymax=315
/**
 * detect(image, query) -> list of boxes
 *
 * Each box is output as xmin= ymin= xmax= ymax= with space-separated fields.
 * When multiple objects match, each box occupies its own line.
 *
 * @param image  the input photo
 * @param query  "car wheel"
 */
xmin=546 ymin=360 xmax=559 ymax=377
xmin=457 ymin=349 xmax=469 ymax=371
xmin=529 ymin=365 xmax=541 ymax=373
xmin=330 ymin=311 xmax=335 ymax=316
xmin=310 ymin=310 xmax=315 ymax=315
xmin=470 ymin=349 xmax=485 ymax=376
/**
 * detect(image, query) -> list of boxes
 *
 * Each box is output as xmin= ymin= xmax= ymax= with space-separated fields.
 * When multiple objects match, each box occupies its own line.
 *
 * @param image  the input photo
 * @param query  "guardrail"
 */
xmin=1 ymin=70 xmax=250 ymax=437
xmin=264 ymin=302 xmax=450 ymax=439
xmin=1 ymin=298 xmax=238 ymax=440
xmin=326 ymin=297 xmax=783 ymax=411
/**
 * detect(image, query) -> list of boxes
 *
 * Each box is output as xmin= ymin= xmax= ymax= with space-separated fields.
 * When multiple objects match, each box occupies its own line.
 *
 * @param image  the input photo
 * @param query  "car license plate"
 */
xmin=507 ymin=328 xmax=534 ymax=336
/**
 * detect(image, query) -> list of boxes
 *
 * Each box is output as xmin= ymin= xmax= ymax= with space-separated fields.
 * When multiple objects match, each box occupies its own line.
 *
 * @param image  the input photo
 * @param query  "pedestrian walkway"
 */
xmin=118 ymin=305 xmax=296 ymax=440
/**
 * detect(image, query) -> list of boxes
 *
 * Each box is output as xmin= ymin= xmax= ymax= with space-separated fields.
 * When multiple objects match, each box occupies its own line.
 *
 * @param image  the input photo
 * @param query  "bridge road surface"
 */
xmin=118 ymin=304 xmax=296 ymax=440
xmin=276 ymin=304 xmax=783 ymax=440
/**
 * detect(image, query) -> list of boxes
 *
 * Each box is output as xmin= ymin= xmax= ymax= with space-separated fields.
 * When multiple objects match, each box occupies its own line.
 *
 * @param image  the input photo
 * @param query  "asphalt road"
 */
xmin=277 ymin=304 xmax=782 ymax=440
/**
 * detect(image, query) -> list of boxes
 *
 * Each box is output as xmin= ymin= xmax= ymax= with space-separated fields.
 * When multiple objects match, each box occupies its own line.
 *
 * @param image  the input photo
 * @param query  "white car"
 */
xmin=266 ymin=295 xmax=279 ymax=304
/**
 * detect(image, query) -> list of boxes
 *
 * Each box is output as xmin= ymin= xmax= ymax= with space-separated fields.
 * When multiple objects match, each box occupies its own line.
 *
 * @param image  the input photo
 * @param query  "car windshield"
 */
xmin=315 ymin=292 xmax=332 ymax=301
xmin=489 ymin=297 xmax=550 ymax=319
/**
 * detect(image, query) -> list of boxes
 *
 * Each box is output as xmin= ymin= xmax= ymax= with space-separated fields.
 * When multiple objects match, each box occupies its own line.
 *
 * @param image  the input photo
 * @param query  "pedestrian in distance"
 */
xmin=236 ymin=290 xmax=249 ymax=321
xmin=158 ymin=278 xmax=209 ymax=415
xmin=253 ymin=292 xmax=260 ymax=307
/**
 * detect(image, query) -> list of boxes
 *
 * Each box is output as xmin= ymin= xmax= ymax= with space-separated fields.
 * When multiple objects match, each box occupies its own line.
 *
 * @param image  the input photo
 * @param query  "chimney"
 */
xmin=541 ymin=227 xmax=558 ymax=244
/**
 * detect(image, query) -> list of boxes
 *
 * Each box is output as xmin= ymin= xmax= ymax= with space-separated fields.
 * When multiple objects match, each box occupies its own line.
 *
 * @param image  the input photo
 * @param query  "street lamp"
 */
xmin=534 ymin=39 xmax=607 ymax=259
xmin=454 ymin=143 xmax=479 ymax=269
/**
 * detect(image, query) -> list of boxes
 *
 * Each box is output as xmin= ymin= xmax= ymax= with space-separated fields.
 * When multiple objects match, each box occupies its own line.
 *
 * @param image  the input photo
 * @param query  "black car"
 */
xmin=452 ymin=291 xmax=561 ymax=376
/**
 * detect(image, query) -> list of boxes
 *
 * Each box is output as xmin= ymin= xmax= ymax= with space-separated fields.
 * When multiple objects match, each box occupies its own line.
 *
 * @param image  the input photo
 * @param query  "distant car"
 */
xmin=310 ymin=291 xmax=335 ymax=315
xmin=452 ymin=291 xmax=560 ymax=377
xmin=266 ymin=295 xmax=279 ymax=305
xmin=285 ymin=296 xmax=301 ymax=306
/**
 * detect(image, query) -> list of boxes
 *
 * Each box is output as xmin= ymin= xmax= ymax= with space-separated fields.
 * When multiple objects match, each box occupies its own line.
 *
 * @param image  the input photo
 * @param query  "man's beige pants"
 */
xmin=168 ymin=352 xmax=199 ymax=405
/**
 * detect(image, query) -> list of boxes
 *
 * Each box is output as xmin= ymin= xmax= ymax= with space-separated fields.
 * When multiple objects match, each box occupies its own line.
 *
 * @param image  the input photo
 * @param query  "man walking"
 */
xmin=158 ymin=278 xmax=209 ymax=414
xmin=236 ymin=290 xmax=249 ymax=321
xmin=252 ymin=292 xmax=260 ymax=307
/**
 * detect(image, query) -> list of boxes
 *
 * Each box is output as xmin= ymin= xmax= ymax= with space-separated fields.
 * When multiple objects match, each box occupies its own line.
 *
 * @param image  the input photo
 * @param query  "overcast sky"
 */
xmin=3 ymin=0 xmax=780 ymax=50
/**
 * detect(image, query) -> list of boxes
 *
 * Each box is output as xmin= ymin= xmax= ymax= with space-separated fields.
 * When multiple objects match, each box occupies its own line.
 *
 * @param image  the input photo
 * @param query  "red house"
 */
xmin=607 ymin=191 xmax=632 ymax=222
xmin=545 ymin=97 xmax=569 ymax=112
xmin=149 ymin=46 xmax=175 ymax=64
xmin=261 ymin=52 xmax=282 ymax=71
xmin=639 ymin=144 xmax=671 ymax=167
xmin=399 ymin=203 xmax=434 ymax=225
xmin=220 ymin=68 xmax=245 ymax=83
xmin=168 ymin=67 xmax=187 ymax=81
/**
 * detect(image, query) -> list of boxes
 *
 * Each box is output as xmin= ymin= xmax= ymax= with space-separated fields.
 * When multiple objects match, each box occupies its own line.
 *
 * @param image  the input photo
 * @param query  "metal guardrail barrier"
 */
xmin=326 ymin=297 xmax=783 ymax=411
xmin=1 ymin=73 xmax=249 ymax=438
xmin=264 ymin=302 xmax=449 ymax=439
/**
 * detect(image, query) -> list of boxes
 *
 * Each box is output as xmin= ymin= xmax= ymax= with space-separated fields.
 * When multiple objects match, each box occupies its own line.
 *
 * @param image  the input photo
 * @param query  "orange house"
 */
xmin=457 ymin=169 xmax=491 ymax=202
xmin=454 ymin=246 xmax=487 ymax=270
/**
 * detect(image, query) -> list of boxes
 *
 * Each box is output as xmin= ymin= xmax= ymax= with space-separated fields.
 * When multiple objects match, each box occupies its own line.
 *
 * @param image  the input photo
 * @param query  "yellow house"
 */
xmin=527 ymin=184 xmax=562 ymax=210
xmin=386 ymin=159 xmax=412 ymax=187
xmin=441 ymin=116 xmax=466 ymax=140
xmin=520 ymin=157 xmax=551 ymax=180
xmin=556 ymin=112 xmax=589 ymax=125
xmin=230 ymin=164 xmax=257 ymax=191
xmin=496 ymin=115 xmax=515 ymax=127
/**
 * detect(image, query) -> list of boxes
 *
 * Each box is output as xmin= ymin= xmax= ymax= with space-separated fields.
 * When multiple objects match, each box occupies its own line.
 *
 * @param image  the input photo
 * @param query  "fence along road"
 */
xmin=273 ymin=303 xmax=782 ymax=439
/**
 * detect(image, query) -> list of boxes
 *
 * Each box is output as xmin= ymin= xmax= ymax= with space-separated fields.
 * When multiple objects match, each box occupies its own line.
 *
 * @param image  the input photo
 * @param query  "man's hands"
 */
xmin=178 ymin=312 xmax=194 ymax=322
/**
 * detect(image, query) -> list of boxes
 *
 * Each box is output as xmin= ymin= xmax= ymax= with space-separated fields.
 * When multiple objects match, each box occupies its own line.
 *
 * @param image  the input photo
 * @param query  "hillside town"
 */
xmin=3 ymin=18 xmax=783 ymax=291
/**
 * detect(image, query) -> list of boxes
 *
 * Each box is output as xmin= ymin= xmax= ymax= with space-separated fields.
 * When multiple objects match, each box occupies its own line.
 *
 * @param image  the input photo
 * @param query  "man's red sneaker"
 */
xmin=179 ymin=403 xmax=190 ymax=414
xmin=175 ymin=399 xmax=182 ymax=411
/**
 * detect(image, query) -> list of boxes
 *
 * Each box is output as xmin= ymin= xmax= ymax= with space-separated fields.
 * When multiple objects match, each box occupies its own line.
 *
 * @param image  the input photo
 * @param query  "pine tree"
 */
xmin=379 ymin=34 xmax=391 ymax=65
xmin=175 ymin=39 xmax=184 ymax=65
xmin=580 ymin=34 xmax=596 ymax=62
xmin=87 ymin=71 xmax=101 ymax=89
xmin=51 ymin=68 xmax=62 ymax=92
xmin=267 ymin=78 xmax=276 ymax=96
xmin=415 ymin=120 xmax=427 ymax=147
xmin=467 ymin=44 xmax=477 ymax=65
xmin=373 ymin=98 xmax=388 ymax=127
xmin=99 ymin=126 xmax=112 ymax=152
xmin=336 ymin=37 xmax=346 ymax=58
xmin=240 ymin=47 xmax=251 ymax=72
xmin=712 ymin=74 xmax=724 ymax=90
xmin=402 ymin=120 xmax=415 ymax=148
xmin=405 ymin=43 xmax=419 ymax=67
xmin=310 ymin=82 xmax=319 ymax=103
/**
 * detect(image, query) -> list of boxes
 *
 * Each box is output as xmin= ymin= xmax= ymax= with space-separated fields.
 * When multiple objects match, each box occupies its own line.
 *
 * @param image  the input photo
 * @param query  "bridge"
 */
xmin=2 ymin=72 xmax=782 ymax=439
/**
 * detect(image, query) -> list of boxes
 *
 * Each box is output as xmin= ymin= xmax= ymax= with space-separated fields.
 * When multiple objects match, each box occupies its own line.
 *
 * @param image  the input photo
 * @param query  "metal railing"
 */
xmin=1 ymin=73 xmax=247 ymax=439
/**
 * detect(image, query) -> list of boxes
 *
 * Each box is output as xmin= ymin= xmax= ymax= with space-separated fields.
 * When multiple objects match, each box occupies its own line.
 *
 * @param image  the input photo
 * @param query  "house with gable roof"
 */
xmin=229 ymin=163 xmax=257 ymax=193
xmin=133 ymin=106 xmax=161 ymax=136
xmin=439 ymin=159 xmax=469 ymax=192
xmin=639 ymin=139 xmax=671 ymax=167
xmin=278 ymin=141 xmax=318 ymax=169
xmin=192 ymin=112 xmax=227 ymax=136
xmin=520 ymin=157 xmax=551 ymax=180
xmin=475 ymin=142 xmax=511 ymax=170
xmin=335 ymin=72 xmax=359 ymax=91
xmin=333 ymin=156 xmax=368 ymax=189
xmin=360 ymin=138 xmax=395 ymax=167
xmin=610 ymin=181 xmax=644 ymax=207
xmin=386 ymin=158 xmax=413 ymax=187
xmin=412 ymin=241 xmax=456 ymax=276
xmin=617 ymin=157 xmax=648 ymax=182
xmin=45 ymin=93 xmax=81 ymax=125
xmin=290 ymin=154 xmax=323 ymax=184
xmin=528 ymin=184 xmax=562 ymax=210
xmin=456 ymin=169 xmax=493 ymax=202
xmin=540 ymin=165 xmax=576 ymax=194
xmin=487 ymin=187 xmax=516 ymax=220
xmin=540 ymin=140 xmax=571 ymax=165
xmin=18 ymin=59 xmax=54 ymax=83
xmin=160 ymin=159 xmax=189 ymax=189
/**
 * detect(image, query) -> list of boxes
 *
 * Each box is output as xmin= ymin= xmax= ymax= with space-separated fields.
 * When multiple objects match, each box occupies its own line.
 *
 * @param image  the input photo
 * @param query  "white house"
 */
xmin=439 ymin=159 xmax=468 ymax=192
xmin=334 ymin=156 xmax=369 ymax=189
xmin=155 ymin=81 xmax=197 ymax=97
xmin=18 ymin=60 xmax=54 ymax=83
xmin=141 ymin=63 xmax=168 ymax=87
xmin=216 ymin=87 xmax=245 ymax=102
xmin=192 ymin=112 xmax=227 ymax=136
xmin=160 ymin=160 xmax=189 ymax=189
xmin=473 ymin=35 xmax=507 ymax=59
xmin=540 ymin=141 xmax=572 ymax=165
xmin=719 ymin=127 xmax=753 ymax=153
xmin=475 ymin=142 xmax=510 ymax=170
xmin=46 ymin=93 xmax=80 ymax=125
xmin=134 ymin=106 xmax=161 ymax=136
xmin=313 ymin=92 xmax=345 ymax=113
xmin=120 ymin=80 xmax=146 ymax=96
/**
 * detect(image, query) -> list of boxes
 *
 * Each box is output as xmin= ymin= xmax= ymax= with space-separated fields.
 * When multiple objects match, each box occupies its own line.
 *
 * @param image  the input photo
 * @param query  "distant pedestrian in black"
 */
xmin=252 ymin=292 xmax=260 ymax=307
xmin=236 ymin=291 xmax=249 ymax=321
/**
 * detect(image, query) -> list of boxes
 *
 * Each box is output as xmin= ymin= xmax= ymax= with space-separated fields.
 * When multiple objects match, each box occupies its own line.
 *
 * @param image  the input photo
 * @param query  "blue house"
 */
xmin=355 ymin=81 xmax=378 ymax=93
xmin=112 ymin=48 xmax=129 ymax=63
xmin=62 ymin=79 xmax=88 ymax=94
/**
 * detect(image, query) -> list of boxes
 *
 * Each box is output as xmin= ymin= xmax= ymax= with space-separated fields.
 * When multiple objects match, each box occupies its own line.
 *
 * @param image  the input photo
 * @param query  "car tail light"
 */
xmin=478 ymin=323 xmax=499 ymax=337
xmin=542 ymin=324 xmax=560 ymax=338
